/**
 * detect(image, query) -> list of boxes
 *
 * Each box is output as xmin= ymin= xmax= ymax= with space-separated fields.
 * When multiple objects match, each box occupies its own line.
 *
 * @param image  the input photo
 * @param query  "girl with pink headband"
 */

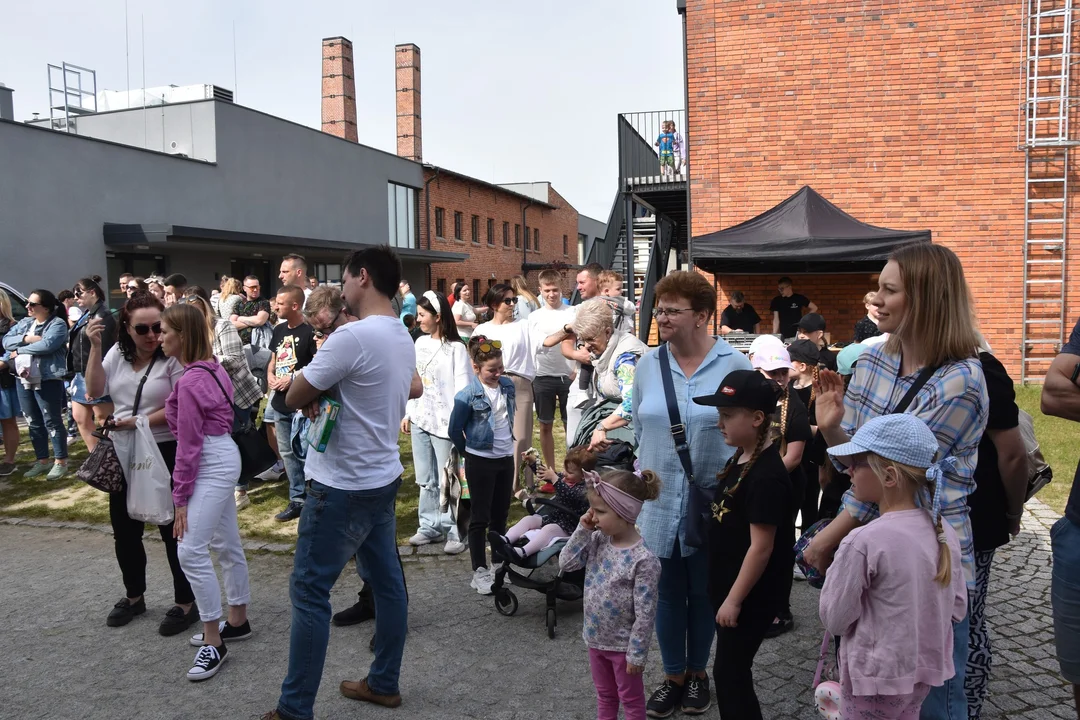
xmin=559 ymin=468 xmax=662 ymax=720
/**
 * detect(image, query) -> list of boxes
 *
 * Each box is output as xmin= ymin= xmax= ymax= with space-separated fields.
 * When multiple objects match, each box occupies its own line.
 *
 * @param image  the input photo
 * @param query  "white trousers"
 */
xmin=177 ymin=434 xmax=250 ymax=622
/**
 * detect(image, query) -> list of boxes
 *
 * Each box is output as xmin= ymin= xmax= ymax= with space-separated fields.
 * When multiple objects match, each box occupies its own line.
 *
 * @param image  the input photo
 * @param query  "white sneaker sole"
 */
xmin=255 ymin=468 xmax=284 ymax=481
xmin=408 ymin=534 xmax=441 ymax=546
xmin=443 ymin=542 xmax=467 ymax=555
xmin=187 ymin=652 xmax=227 ymax=681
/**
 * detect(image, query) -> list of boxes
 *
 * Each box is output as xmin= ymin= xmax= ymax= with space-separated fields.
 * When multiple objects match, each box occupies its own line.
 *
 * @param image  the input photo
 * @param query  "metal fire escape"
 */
xmin=1021 ymin=0 xmax=1079 ymax=382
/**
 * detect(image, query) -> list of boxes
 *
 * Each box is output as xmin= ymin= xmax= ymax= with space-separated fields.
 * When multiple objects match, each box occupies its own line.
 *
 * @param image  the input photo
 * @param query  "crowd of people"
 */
xmin=1 ymin=244 xmax=1078 ymax=720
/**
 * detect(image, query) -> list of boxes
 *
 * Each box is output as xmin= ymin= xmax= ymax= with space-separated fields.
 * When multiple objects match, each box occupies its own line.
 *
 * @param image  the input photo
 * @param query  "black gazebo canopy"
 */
xmin=692 ymin=186 xmax=931 ymax=274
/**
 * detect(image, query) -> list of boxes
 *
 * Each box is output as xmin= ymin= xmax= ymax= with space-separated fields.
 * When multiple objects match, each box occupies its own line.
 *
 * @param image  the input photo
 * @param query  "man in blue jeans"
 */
xmin=261 ymin=246 xmax=422 ymax=720
xmin=1040 ymin=317 xmax=1080 ymax=720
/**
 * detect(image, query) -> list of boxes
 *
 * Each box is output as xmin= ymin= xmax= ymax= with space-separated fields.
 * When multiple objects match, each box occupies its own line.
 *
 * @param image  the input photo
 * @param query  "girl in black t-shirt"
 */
xmin=692 ymin=370 xmax=794 ymax=720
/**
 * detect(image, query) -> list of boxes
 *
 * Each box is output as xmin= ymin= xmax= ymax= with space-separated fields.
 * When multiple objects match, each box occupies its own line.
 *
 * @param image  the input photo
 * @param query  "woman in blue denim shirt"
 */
xmin=448 ymin=335 xmax=516 ymax=597
xmin=2 ymin=289 xmax=71 ymax=479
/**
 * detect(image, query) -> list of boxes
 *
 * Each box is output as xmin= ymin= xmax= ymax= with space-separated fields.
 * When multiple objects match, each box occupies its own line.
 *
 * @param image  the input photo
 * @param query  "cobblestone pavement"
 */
xmin=0 ymin=499 xmax=1073 ymax=719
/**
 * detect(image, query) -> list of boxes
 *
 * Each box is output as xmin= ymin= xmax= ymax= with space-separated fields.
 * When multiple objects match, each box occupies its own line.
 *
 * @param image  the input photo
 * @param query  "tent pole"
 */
xmin=713 ymin=276 xmax=718 ymax=335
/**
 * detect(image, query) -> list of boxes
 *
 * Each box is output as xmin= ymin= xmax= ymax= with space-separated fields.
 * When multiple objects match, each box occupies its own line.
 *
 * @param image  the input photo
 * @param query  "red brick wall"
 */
xmin=685 ymin=0 xmax=1080 ymax=378
xmin=423 ymin=171 xmax=579 ymax=304
xmin=321 ymin=37 xmax=357 ymax=142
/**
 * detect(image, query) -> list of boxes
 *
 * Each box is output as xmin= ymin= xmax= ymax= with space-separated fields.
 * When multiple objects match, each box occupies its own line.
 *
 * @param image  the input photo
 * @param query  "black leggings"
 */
xmin=108 ymin=440 xmax=195 ymax=605
xmin=463 ymin=452 xmax=514 ymax=571
xmin=713 ymin=611 xmax=773 ymax=720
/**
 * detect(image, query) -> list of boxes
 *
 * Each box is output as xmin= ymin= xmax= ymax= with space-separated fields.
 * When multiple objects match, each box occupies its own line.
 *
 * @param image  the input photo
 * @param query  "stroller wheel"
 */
xmin=546 ymin=607 xmax=556 ymax=639
xmin=494 ymin=589 xmax=518 ymax=616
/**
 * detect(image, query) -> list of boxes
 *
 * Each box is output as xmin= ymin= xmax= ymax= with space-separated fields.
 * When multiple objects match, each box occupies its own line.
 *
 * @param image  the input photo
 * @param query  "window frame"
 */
xmin=435 ymin=207 xmax=445 ymax=239
xmin=453 ymin=211 xmax=463 ymax=241
xmin=487 ymin=218 xmax=495 ymax=246
xmin=471 ymin=215 xmax=480 ymax=244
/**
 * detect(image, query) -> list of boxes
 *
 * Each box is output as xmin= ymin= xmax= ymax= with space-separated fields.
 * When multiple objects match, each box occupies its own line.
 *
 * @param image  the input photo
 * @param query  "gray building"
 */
xmin=0 ymin=94 xmax=465 ymax=306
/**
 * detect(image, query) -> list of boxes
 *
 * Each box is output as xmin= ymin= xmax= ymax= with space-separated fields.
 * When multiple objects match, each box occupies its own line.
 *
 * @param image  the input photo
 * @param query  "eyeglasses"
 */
xmin=477 ymin=340 xmax=502 ymax=353
xmin=131 ymin=322 xmax=162 ymax=336
xmin=652 ymin=307 xmax=694 ymax=319
xmin=500 ymin=297 xmax=515 ymax=306
xmin=244 ymin=285 xmax=259 ymax=291
xmin=73 ymin=288 xmax=85 ymax=297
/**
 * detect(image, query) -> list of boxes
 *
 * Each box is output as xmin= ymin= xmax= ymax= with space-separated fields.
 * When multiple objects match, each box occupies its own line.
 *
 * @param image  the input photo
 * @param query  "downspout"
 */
xmin=520 ymin=198 xmax=535 ymax=273
xmin=424 ymin=166 xmax=441 ymax=291
xmin=680 ymin=1 xmax=692 ymax=271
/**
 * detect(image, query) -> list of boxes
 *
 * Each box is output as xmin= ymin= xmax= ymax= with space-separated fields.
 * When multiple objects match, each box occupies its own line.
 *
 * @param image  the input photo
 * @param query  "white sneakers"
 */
xmin=235 ymin=491 xmax=251 ymax=510
xmin=470 ymin=567 xmax=494 ymax=596
xmin=408 ymin=531 xmax=443 ymax=546
xmin=443 ymin=539 xmax=467 ymax=555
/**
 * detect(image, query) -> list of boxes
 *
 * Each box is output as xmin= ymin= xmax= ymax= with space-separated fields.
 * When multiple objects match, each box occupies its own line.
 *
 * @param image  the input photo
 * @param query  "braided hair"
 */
xmin=715 ymin=419 xmax=772 ymax=496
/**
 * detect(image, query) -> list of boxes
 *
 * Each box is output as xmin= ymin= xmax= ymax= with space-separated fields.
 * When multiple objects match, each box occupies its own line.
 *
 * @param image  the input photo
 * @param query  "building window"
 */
xmin=454 ymin=211 xmax=463 ymax=241
xmin=386 ymin=183 xmax=418 ymax=249
xmin=578 ymin=232 xmax=588 ymax=264
xmin=472 ymin=279 xmax=481 ymax=300
xmin=515 ymin=224 xmax=521 ymax=249
xmin=314 ymin=263 xmax=342 ymax=285
xmin=487 ymin=218 xmax=495 ymax=245
xmin=563 ymin=234 xmax=568 ymax=256
xmin=471 ymin=215 xmax=480 ymax=244
xmin=436 ymin=278 xmax=446 ymax=295
xmin=503 ymin=222 xmax=510 ymax=247
xmin=533 ymin=228 xmax=540 ymax=251
xmin=435 ymin=207 xmax=445 ymax=238
xmin=524 ymin=226 xmax=530 ymax=252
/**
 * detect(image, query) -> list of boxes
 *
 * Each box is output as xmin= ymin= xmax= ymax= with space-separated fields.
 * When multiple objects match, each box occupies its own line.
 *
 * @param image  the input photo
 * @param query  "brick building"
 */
xmin=322 ymin=38 xmax=581 ymax=303
xmin=680 ymin=0 xmax=1080 ymax=380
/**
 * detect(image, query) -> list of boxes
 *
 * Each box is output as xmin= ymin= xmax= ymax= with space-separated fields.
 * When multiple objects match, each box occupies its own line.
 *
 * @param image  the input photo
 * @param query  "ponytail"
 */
xmin=933 ymin=512 xmax=952 ymax=587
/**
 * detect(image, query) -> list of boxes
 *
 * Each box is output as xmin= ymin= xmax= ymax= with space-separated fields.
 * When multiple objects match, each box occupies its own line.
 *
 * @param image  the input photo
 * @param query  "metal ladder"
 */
xmin=1021 ymin=0 xmax=1077 ymax=383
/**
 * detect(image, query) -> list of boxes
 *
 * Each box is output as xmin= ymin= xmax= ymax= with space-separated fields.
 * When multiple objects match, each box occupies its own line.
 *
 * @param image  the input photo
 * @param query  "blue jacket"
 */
xmin=3 ymin=315 xmax=70 ymax=381
xmin=448 ymin=375 xmax=516 ymax=455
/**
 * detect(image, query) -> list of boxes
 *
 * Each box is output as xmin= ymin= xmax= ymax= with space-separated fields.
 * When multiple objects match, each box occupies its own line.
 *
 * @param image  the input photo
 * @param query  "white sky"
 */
xmin=1 ymin=0 xmax=684 ymax=220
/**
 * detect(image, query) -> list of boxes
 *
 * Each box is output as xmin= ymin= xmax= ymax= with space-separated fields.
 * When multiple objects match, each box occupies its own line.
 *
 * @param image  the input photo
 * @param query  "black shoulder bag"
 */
xmin=891 ymin=364 xmax=940 ymax=415
xmin=190 ymin=365 xmax=277 ymax=478
xmin=658 ymin=344 xmax=711 ymax=549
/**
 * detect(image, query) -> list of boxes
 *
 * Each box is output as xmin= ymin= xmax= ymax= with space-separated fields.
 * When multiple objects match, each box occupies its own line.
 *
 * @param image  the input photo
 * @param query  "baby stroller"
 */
xmin=489 ymin=496 xmax=585 ymax=639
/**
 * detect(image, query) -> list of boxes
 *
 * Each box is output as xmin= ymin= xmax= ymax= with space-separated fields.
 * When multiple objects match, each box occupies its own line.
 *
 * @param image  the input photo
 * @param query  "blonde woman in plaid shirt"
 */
xmin=809 ymin=243 xmax=988 ymax=720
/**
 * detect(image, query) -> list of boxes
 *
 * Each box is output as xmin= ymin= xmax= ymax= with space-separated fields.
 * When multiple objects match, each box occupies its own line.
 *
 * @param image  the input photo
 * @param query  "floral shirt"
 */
xmin=611 ymin=352 xmax=637 ymax=421
xmin=544 ymin=474 xmax=590 ymax=535
xmin=234 ymin=296 xmax=272 ymax=345
xmin=559 ymin=523 xmax=661 ymax=667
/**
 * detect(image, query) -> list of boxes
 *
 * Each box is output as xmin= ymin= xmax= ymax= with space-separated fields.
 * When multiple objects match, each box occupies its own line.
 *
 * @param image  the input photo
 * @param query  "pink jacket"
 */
xmin=819 ymin=509 xmax=968 ymax=696
xmin=166 ymin=360 xmax=235 ymax=506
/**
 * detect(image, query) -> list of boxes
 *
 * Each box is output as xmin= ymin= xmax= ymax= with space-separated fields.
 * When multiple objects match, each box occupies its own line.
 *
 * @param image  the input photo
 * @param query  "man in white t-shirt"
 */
xmin=279 ymin=252 xmax=313 ymax=309
xmin=528 ymin=270 xmax=577 ymax=473
xmin=270 ymin=246 xmax=422 ymax=716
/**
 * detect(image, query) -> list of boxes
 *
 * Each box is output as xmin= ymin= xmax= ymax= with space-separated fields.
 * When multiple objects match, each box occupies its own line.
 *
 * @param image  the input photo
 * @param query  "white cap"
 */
xmin=747 ymin=334 xmax=785 ymax=358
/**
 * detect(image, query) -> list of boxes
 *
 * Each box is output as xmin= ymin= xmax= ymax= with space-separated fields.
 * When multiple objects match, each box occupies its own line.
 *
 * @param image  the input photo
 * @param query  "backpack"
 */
xmin=1017 ymin=408 xmax=1053 ymax=501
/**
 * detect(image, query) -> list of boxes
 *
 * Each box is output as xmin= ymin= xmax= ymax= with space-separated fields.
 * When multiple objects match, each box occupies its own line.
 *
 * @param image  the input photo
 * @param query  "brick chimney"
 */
xmin=395 ymin=44 xmax=422 ymax=162
xmin=321 ymin=37 xmax=357 ymax=142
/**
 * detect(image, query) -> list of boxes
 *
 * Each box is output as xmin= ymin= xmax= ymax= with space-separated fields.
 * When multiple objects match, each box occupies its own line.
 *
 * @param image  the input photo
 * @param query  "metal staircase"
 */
xmin=1021 ymin=0 xmax=1079 ymax=382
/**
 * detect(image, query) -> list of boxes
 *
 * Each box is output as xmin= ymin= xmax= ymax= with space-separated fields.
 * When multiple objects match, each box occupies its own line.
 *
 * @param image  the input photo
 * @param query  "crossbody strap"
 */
xmin=131 ymin=353 xmax=160 ymax=417
xmin=658 ymin=344 xmax=694 ymax=485
xmin=185 ymin=365 xmax=232 ymax=406
xmin=891 ymin=364 xmax=940 ymax=415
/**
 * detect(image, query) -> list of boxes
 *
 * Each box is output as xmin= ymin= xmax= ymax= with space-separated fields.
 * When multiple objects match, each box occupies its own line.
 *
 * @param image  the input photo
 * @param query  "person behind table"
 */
xmin=795 ymin=313 xmax=837 ymax=371
xmin=820 ymin=414 xmax=967 ymax=719
xmin=448 ymin=335 xmax=517 ymax=596
xmin=559 ymin=467 xmax=662 ymax=720
xmin=692 ymin=369 xmax=794 ymax=720
xmin=719 ymin=291 xmax=760 ymax=335
xmin=853 ymin=291 xmax=883 ymax=344
xmin=160 ymin=304 xmax=252 ymax=682
xmin=770 ymin=277 xmax=817 ymax=339
xmin=490 ymin=445 xmax=597 ymax=560
xmin=597 ymin=270 xmax=638 ymax=335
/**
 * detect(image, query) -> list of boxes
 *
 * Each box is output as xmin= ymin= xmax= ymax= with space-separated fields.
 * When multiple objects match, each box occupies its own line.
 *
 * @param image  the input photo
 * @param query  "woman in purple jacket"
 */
xmin=161 ymin=304 xmax=251 ymax=683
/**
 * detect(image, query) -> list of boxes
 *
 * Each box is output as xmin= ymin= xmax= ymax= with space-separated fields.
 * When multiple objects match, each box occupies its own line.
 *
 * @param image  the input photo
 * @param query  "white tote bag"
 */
xmin=119 ymin=416 xmax=174 ymax=525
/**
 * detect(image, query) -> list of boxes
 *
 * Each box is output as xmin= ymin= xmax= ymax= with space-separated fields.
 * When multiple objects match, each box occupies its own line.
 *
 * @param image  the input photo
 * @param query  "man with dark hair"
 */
xmin=795 ymin=312 xmax=837 ymax=371
xmin=770 ymin=276 xmax=817 ymax=339
xmin=117 ymin=273 xmax=134 ymax=300
xmin=530 ymin=270 xmax=576 ymax=473
xmin=265 ymin=245 xmax=417 ymax=718
xmin=231 ymin=275 xmax=273 ymax=346
xmin=163 ymin=273 xmax=187 ymax=308
xmin=719 ymin=290 xmax=761 ymax=335
xmin=307 ymin=276 xmax=319 ymax=290
xmin=279 ymin=254 xmax=311 ymax=307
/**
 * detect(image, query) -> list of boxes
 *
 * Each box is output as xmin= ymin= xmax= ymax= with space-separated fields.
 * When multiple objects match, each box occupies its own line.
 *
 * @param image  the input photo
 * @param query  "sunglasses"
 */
xmin=500 ymin=297 xmax=515 ymax=306
xmin=131 ymin=322 xmax=162 ymax=336
xmin=477 ymin=340 xmax=502 ymax=353
xmin=126 ymin=285 xmax=139 ymax=292
xmin=26 ymin=301 xmax=40 ymax=309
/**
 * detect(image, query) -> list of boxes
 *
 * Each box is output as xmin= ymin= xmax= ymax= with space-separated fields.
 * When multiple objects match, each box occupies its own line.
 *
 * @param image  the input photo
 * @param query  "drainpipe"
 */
xmin=520 ymin=198 xmax=534 ymax=273
xmin=424 ymin=166 xmax=441 ymax=291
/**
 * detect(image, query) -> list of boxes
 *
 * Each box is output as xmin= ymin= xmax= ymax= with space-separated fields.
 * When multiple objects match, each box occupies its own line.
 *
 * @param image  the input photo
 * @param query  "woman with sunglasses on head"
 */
xmin=68 ymin=277 xmax=116 ymax=451
xmin=472 ymin=283 xmax=540 ymax=499
xmin=3 ymin=289 xmax=71 ymax=479
xmin=0 ymin=292 xmax=22 ymax=477
xmin=84 ymin=292 xmax=199 ymax=636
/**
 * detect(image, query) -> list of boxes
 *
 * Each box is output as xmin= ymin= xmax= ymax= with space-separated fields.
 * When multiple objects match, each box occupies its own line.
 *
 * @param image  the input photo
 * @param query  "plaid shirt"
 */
xmin=837 ymin=344 xmax=988 ymax=588
xmin=213 ymin=319 xmax=264 ymax=410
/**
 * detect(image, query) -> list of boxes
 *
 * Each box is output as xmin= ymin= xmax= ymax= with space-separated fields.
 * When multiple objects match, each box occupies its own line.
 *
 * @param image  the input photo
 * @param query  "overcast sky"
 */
xmin=1 ymin=1 xmax=684 ymax=220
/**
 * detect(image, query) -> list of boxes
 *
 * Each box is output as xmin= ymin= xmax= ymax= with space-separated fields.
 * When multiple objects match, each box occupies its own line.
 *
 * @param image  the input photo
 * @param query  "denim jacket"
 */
xmin=448 ymin=375 xmax=516 ymax=454
xmin=2 ymin=316 xmax=69 ymax=381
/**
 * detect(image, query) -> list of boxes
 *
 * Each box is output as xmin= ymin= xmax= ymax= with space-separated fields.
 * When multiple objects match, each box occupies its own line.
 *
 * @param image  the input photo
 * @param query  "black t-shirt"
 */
xmin=819 ymin=347 xmax=839 ymax=373
xmin=853 ymin=316 xmax=882 ymax=344
xmin=721 ymin=304 xmax=761 ymax=333
xmin=793 ymin=382 xmax=826 ymax=466
xmin=707 ymin=444 xmax=794 ymax=619
xmin=770 ymin=293 xmax=811 ymax=339
xmin=779 ymin=387 xmax=813 ymax=496
xmin=968 ymin=352 xmax=1020 ymax=552
xmin=270 ymin=321 xmax=317 ymax=414
xmin=1064 ymin=318 xmax=1080 ymax=526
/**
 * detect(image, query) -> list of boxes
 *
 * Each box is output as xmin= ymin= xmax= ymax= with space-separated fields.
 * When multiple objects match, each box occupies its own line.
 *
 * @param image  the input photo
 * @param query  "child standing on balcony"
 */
xmin=655 ymin=121 xmax=676 ymax=180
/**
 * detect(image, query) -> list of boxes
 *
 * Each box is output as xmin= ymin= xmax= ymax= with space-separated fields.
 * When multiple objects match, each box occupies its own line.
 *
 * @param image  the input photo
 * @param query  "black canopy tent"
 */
xmin=692 ymin=186 xmax=931 ymax=274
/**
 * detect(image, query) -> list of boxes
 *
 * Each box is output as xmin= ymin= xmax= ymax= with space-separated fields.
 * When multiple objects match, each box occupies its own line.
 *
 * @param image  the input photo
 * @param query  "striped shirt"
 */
xmin=836 ymin=344 xmax=988 ymax=588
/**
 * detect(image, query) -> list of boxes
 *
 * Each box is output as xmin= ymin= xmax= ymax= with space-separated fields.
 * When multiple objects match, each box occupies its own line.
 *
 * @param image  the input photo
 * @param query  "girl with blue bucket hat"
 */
xmin=817 ymin=413 xmax=968 ymax=719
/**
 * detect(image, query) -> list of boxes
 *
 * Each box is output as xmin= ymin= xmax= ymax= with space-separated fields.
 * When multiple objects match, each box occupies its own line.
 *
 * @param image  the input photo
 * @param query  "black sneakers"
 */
xmin=106 ymin=597 xmax=146 ymax=627
xmin=159 ymin=603 xmax=200 ymax=637
xmin=646 ymin=679 xmax=684 ymax=718
xmin=764 ymin=610 xmax=795 ymax=639
xmin=333 ymin=592 xmax=377 ymax=627
xmin=275 ymin=501 xmax=303 ymax=522
xmin=681 ymin=675 xmax=712 ymax=715
xmin=187 ymin=642 xmax=228 ymax=681
xmin=189 ymin=620 xmax=253 ymax=646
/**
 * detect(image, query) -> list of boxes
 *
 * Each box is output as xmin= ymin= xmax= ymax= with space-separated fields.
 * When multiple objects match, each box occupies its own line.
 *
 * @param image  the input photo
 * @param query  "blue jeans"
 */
xmin=920 ymin=608 xmax=970 ymax=719
xmin=656 ymin=539 xmax=714 ymax=675
xmin=411 ymin=427 xmax=459 ymax=541
xmin=276 ymin=478 xmax=408 ymax=720
xmin=275 ymin=416 xmax=306 ymax=503
xmin=16 ymin=379 xmax=68 ymax=461
xmin=1052 ymin=517 xmax=1080 ymax=684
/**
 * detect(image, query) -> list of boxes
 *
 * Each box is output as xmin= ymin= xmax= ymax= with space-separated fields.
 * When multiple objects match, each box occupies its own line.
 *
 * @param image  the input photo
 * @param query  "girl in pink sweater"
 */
xmin=820 ymin=414 xmax=967 ymax=719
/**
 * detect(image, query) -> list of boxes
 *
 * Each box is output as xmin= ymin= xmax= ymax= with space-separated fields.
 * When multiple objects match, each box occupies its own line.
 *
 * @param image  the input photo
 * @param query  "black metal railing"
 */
xmin=618 ymin=109 xmax=687 ymax=188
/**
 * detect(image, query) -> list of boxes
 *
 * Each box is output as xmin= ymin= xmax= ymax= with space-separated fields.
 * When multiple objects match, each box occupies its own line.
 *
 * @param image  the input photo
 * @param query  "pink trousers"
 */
xmin=589 ymin=648 xmax=646 ymax=720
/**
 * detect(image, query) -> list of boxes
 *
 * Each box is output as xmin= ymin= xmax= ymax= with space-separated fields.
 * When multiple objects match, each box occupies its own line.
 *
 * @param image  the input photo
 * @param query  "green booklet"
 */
xmin=305 ymin=396 xmax=342 ymax=453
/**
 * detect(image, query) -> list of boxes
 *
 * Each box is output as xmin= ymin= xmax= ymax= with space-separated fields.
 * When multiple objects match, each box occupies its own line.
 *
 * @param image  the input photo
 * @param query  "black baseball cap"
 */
xmin=693 ymin=370 xmax=779 ymax=414
xmin=787 ymin=339 xmax=820 ymax=365
xmin=797 ymin=313 xmax=826 ymax=332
